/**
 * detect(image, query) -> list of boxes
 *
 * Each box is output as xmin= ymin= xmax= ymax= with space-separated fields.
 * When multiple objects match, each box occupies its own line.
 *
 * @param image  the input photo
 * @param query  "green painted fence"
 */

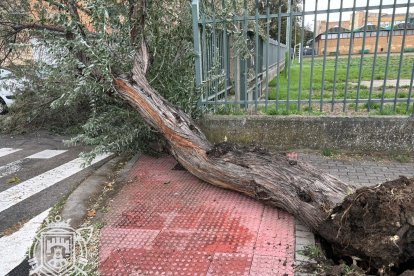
xmin=192 ymin=0 xmax=414 ymax=116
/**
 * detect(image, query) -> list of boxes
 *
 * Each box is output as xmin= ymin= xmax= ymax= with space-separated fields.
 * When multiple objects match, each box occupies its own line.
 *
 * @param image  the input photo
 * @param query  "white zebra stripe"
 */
xmin=0 ymin=148 xmax=22 ymax=158
xmin=0 ymin=153 xmax=111 ymax=213
xmin=0 ymin=150 xmax=67 ymax=179
xmin=26 ymin=150 xmax=67 ymax=159
xmin=0 ymin=209 xmax=50 ymax=276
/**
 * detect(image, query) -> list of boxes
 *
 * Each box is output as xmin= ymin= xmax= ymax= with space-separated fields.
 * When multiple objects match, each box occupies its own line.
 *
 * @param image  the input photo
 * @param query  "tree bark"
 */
xmin=114 ymin=43 xmax=414 ymax=272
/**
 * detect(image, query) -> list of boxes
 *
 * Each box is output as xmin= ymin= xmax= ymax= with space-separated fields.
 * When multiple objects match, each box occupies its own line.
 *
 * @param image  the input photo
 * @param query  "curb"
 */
xmin=60 ymin=152 xmax=140 ymax=229
xmin=60 ymin=155 xmax=118 ymax=228
xmin=295 ymin=219 xmax=316 ymax=276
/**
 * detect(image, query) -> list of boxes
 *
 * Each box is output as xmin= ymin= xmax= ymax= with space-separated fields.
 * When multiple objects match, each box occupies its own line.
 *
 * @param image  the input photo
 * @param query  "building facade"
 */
xmin=315 ymin=10 xmax=414 ymax=55
xmin=315 ymin=27 xmax=414 ymax=55
xmin=317 ymin=11 xmax=413 ymax=35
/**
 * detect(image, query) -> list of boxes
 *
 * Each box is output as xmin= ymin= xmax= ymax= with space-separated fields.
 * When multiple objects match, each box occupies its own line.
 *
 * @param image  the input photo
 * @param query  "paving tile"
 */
xmin=99 ymin=155 xmax=296 ymax=275
xmin=296 ymin=236 xmax=315 ymax=246
xmin=255 ymin=207 xmax=295 ymax=258
xmin=119 ymin=249 xmax=212 ymax=275
xmin=250 ymin=254 xmax=294 ymax=276
xmin=207 ymin=253 xmax=252 ymax=275
xmin=99 ymin=153 xmax=414 ymax=276
xmin=100 ymin=250 xmax=130 ymax=275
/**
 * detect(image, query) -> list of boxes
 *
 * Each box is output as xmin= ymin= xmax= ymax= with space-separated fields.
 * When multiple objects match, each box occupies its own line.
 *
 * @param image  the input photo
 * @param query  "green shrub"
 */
xmin=322 ymin=148 xmax=334 ymax=157
xmin=358 ymin=49 xmax=369 ymax=54
xmin=404 ymin=48 xmax=414 ymax=52
xmin=363 ymin=102 xmax=380 ymax=110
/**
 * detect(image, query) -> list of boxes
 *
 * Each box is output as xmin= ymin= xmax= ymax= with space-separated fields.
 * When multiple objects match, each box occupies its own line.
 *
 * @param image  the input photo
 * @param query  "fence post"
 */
xmin=192 ymin=0 xmax=203 ymax=107
xmin=240 ymin=0 xmax=249 ymax=109
xmin=240 ymin=57 xmax=247 ymax=109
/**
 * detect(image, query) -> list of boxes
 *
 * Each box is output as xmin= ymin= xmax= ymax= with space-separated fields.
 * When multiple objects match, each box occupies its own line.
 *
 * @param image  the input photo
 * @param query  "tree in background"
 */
xmin=256 ymin=0 xmax=303 ymax=47
xmin=0 ymin=0 xmax=32 ymax=65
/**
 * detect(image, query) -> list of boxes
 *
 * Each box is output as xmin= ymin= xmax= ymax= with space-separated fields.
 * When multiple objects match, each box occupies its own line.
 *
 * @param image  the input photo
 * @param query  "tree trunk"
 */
xmin=114 ymin=43 xmax=414 ymax=272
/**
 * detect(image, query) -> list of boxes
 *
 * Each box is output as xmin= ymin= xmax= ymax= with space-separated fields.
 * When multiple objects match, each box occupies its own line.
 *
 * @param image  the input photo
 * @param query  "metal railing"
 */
xmin=191 ymin=0 xmax=414 ymax=116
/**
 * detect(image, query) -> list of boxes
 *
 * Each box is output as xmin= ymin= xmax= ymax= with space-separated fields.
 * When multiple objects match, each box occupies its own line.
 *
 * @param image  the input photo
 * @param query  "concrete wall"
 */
xmin=198 ymin=116 xmax=414 ymax=153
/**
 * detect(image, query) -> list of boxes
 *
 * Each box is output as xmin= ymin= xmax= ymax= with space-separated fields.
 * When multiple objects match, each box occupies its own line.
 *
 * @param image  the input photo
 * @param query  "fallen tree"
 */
xmin=2 ymin=0 xmax=412 ymax=273
xmin=115 ymin=42 xmax=414 ymax=274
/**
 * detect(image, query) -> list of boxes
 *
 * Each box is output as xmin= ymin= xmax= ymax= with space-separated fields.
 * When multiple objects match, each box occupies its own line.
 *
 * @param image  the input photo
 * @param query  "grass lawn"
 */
xmin=266 ymin=54 xmax=414 ymax=115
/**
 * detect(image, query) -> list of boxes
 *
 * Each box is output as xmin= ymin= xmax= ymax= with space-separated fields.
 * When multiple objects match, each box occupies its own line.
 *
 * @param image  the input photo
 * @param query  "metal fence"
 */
xmin=191 ymin=0 xmax=414 ymax=116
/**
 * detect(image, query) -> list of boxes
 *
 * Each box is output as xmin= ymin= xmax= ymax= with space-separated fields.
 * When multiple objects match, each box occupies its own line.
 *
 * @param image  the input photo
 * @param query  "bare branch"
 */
xmin=128 ymin=0 xmax=146 ymax=45
xmin=9 ymin=23 xmax=65 ymax=33
xmin=64 ymin=0 xmax=86 ymax=38
xmin=0 ymin=34 xmax=16 ymax=66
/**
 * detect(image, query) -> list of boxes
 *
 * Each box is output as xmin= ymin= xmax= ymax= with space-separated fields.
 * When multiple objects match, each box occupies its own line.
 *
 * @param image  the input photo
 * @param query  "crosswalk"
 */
xmin=0 ymin=160 xmax=22 ymax=178
xmin=0 ymin=150 xmax=67 ymax=178
xmin=0 ymin=209 xmax=50 ymax=276
xmin=0 ymin=146 xmax=111 ymax=276
xmin=0 ymin=154 xmax=110 ymax=213
xmin=0 ymin=148 xmax=21 ymax=158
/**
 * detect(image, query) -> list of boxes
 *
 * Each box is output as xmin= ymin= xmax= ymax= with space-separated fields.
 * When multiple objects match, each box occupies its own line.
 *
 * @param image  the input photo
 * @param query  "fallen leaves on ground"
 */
xmin=87 ymin=209 xmax=97 ymax=217
xmin=7 ymin=176 xmax=21 ymax=184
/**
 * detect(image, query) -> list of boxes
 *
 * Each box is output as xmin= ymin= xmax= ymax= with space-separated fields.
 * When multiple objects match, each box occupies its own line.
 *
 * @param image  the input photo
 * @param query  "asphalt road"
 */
xmin=0 ymin=131 xmax=110 ymax=276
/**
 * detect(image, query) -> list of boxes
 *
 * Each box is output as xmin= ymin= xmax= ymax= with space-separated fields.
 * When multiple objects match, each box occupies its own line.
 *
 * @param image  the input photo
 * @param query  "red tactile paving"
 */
xmin=99 ymin=155 xmax=295 ymax=275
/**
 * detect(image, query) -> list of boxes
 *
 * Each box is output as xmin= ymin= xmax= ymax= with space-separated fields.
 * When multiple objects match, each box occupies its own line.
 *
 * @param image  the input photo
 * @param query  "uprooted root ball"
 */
xmin=319 ymin=177 xmax=414 ymax=272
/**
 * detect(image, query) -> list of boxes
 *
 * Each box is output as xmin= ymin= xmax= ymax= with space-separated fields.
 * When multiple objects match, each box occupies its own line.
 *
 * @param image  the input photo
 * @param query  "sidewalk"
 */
xmin=100 ymin=155 xmax=295 ymax=275
xmin=99 ymin=153 xmax=414 ymax=275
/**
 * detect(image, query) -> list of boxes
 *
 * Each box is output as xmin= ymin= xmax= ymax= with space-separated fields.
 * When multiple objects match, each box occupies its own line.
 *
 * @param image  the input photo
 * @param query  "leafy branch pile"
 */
xmin=1 ymin=0 xmax=197 ymax=158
